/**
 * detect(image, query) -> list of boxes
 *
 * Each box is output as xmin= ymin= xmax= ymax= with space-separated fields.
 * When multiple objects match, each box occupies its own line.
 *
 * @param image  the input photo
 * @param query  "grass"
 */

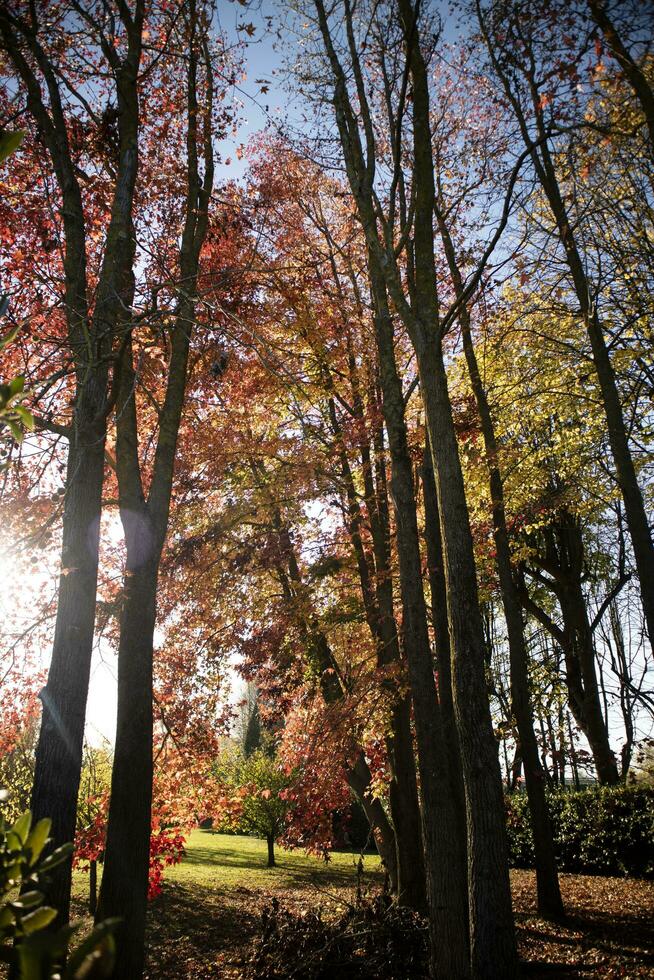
xmin=166 ymin=829 xmax=382 ymax=893
xmin=72 ymin=830 xmax=382 ymax=904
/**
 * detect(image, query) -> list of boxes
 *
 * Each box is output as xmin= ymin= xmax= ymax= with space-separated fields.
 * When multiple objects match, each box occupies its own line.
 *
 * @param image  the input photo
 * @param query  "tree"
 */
xmin=0 ymin=0 xmax=145 ymax=923
xmin=300 ymin=2 xmax=518 ymax=973
xmin=477 ymin=0 xmax=654 ymax=651
xmin=215 ymin=748 xmax=292 ymax=868
xmin=95 ymin=6 xmax=220 ymax=975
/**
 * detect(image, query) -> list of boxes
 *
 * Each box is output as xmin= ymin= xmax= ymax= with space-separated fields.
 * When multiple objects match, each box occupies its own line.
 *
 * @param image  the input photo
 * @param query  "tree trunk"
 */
xmin=12 ymin=6 xmax=144 ymax=923
xmin=89 ymin=859 xmax=98 ymax=917
xmin=30 ymin=424 xmax=106 ymax=920
xmin=528 ymin=516 xmax=620 ymax=786
xmin=267 ymin=834 xmax=275 ymax=868
xmin=421 ymin=444 xmax=468 ymax=844
xmin=454 ymin=297 xmax=562 ymax=917
xmin=363 ymin=429 xmax=426 ymax=911
xmin=345 ymin=751 xmax=399 ymax=891
xmin=97 ymin=20 xmax=213 ymax=975
xmin=96 ymin=554 xmax=157 ymax=980
xmin=387 ymin=698 xmax=426 ymax=910
xmin=418 ymin=340 xmax=517 ymax=978
xmin=370 ymin=261 xmax=470 ymax=978
xmin=558 ymin=574 xmax=620 ymax=785
xmin=312 ymin=0 xmax=517 ymax=969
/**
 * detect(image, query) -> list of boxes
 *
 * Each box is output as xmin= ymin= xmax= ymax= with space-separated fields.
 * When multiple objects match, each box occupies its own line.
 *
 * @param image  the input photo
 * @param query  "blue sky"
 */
xmin=215 ymin=1 xmax=291 ymax=182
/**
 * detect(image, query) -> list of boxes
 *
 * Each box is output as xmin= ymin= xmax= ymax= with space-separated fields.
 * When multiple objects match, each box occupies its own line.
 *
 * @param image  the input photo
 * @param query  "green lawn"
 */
xmin=72 ymin=829 xmax=382 ymax=907
xmin=166 ymin=829 xmax=382 ymax=893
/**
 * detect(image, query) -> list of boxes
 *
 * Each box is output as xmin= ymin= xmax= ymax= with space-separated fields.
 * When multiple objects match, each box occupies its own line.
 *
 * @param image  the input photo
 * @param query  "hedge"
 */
xmin=505 ymin=784 xmax=654 ymax=878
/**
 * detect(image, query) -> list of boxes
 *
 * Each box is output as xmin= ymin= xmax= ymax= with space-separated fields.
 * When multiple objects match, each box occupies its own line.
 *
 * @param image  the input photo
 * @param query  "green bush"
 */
xmin=505 ymin=784 xmax=654 ymax=878
xmin=0 ymin=807 xmax=119 ymax=978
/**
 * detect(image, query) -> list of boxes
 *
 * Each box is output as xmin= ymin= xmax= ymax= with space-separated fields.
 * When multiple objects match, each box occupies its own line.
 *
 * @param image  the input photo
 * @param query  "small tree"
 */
xmin=215 ymin=749 xmax=292 ymax=867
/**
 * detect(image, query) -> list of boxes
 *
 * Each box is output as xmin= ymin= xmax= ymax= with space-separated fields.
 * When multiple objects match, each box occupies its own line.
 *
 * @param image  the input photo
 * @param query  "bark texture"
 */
xmin=436 ymin=209 xmax=562 ymax=917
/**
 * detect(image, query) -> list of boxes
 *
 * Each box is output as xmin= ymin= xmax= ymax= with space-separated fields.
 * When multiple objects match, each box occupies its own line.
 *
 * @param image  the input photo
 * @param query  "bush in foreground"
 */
xmin=245 ymin=893 xmax=428 ymax=979
xmin=0 ymin=808 xmax=118 ymax=978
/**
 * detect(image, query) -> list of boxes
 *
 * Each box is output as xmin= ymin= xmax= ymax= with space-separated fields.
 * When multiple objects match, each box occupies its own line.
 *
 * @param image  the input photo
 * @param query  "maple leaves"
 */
xmin=74 ymin=795 xmax=187 ymax=903
xmin=73 ymin=748 xmax=197 ymax=903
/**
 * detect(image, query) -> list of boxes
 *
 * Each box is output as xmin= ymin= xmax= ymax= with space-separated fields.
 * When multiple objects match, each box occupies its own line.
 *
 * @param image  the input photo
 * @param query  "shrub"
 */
xmin=245 ymin=893 xmax=428 ymax=979
xmin=505 ymin=784 xmax=654 ymax=877
xmin=0 ymin=807 xmax=119 ymax=978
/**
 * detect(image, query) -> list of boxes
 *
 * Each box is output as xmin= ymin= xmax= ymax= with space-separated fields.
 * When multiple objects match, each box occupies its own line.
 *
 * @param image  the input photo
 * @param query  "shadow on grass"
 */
xmin=145 ymin=881 xmax=260 ymax=978
xmin=182 ymin=837 xmax=380 ymax=890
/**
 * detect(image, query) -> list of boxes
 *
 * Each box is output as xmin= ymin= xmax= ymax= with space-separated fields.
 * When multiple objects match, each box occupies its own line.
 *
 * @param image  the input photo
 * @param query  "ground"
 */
xmin=69 ymin=830 xmax=654 ymax=979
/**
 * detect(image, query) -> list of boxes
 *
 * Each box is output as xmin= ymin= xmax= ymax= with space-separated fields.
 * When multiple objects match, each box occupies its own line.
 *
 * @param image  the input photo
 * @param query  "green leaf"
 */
xmin=4 ymin=858 xmax=22 ymax=884
xmin=26 ymin=819 xmax=51 ymax=866
xmin=38 ymin=841 xmax=73 ymax=872
xmin=0 ymin=130 xmax=24 ymax=163
xmin=14 ymin=405 xmax=35 ymax=431
xmin=0 ymin=324 xmax=21 ymax=352
xmin=10 ymin=812 xmax=31 ymax=845
xmin=7 ymin=375 xmax=25 ymax=398
xmin=10 ymin=891 xmax=43 ymax=912
xmin=21 ymin=906 xmax=57 ymax=934
xmin=7 ymin=418 xmax=23 ymax=443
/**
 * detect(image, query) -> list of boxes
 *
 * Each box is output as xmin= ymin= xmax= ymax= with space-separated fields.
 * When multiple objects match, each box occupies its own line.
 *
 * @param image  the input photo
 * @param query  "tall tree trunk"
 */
xmin=394 ymin=3 xmax=518 ymax=968
xmin=267 ymin=834 xmax=276 ymax=868
xmin=454 ymin=307 xmax=563 ymax=915
xmin=97 ymin=17 xmax=213 ymax=974
xmin=421 ymin=443 xmax=467 ymax=840
xmin=96 ymin=552 xmax=157 ymax=978
xmin=311 ymin=0 xmax=517 ymax=970
xmin=363 ymin=421 xmax=426 ymax=911
xmin=386 ymin=698 xmax=426 ymax=909
xmin=418 ymin=341 xmax=517 ymax=978
xmin=29 ymin=425 xmax=106 ymax=919
xmin=370 ymin=259 xmax=470 ymax=978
